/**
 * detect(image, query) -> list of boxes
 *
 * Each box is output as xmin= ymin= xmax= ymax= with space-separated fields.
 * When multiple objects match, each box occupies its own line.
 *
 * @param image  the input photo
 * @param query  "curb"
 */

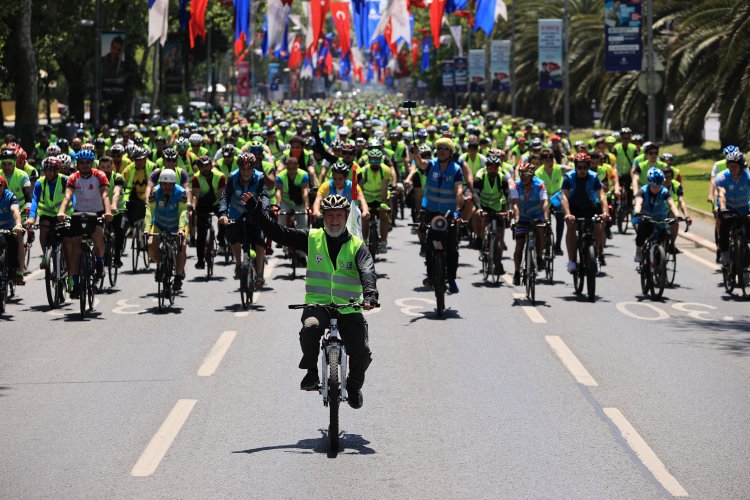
xmin=677 ymin=227 xmax=717 ymax=253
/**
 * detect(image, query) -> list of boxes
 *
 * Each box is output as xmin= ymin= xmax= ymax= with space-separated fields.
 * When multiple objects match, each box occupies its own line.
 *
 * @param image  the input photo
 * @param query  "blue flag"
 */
xmin=261 ymin=20 xmax=269 ymax=56
xmin=445 ymin=0 xmax=467 ymax=13
xmin=474 ymin=0 xmax=496 ymax=35
xmin=421 ymin=37 xmax=431 ymax=72
xmin=179 ymin=0 xmax=189 ymax=31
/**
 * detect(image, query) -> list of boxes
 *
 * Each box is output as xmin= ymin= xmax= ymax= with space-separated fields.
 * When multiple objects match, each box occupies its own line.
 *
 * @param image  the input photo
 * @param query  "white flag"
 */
xmin=495 ymin=0 xmax=508 ymax=22
xmin=148 ymin=0 xmax=169 ymax=47
xmin=371 ymin=0 xmax=411 ymax=45
xmin=449 ymin=25 xmax=463 ymax=57
xmin=267 ymin=0 xmax=292 ymax=53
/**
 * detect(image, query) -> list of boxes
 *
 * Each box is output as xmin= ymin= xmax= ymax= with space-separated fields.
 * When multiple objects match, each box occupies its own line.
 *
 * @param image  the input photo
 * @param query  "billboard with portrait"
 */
xmin=101 ymin=32 xmax=125 ymax=100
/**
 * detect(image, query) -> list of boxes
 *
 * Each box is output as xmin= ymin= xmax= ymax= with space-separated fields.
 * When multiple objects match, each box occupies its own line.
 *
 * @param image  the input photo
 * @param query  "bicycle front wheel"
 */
xmin=585 ymin=245 xmax=597 ymax=301
xmin=131 ymin=228 xmax=140 ymax=272
xmin=328 ymin=346 xmax=340 ymax=451
xmin=433 ymin=250 xmax=445 ymax=316
xmin=44 ymin=248 xmax=57 ymax=308
xmin=666 ymin=248 xmax=677 ymax=286
xmin=480 ymin=230 xmax=491 ymax=282
xmin=79 ymin=255 xmax=88 ymax=318
xmin=650 ymin=245 xmax=667 ymax=299
xmin=525 ymin=240 xmax=535 ymax=304
xmin=239 ymin=263 xmax=249 ymax=309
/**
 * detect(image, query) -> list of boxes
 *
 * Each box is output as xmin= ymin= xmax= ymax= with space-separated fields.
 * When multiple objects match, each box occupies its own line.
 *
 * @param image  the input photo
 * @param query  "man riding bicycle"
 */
xmin=56 ymin=149 xmax=113 ymax=298
xmin=358 ymin=148 xmax=391 ymax=253
xmin=632 ymin=167 xmax=681 ymax=262
xmin=191 ymin=155 xmax=227 ymax=270
xmin=146 ymin=169 xmax=188 ymax=291
xmin=411 ymin=137 xmax=464 ymax=294
xmin=0 ymin=174 xmax=26 ymax=285
xmin=218 ymin=152 xmax=273 ymax=286
xmin=243 ymin=193 xmax=377 ymax=409
xmin=561 ymin=153 xmax=610 ymax=272
xmin=471 ymin=151 xmax=510 ymax=273
xmin=511 ymin=163 xmax=548 ymax=285
xmin=715 ymin=151 xmax=750 ymax=266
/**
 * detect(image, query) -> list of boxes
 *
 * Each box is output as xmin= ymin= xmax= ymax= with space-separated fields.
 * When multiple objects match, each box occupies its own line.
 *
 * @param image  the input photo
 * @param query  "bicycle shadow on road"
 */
xmin=233 ymin=430 xmax=376 ymax=459
xmin=668 ymin=315 xmax=750 ymax=357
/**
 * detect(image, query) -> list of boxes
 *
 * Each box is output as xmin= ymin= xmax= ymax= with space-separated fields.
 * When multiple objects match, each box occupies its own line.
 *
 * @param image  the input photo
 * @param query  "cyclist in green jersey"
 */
xmin=535 ymin=148 xmax=568 ymax=255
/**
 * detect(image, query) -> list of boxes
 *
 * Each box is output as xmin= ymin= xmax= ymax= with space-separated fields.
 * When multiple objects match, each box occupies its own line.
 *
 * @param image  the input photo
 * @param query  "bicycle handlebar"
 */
xmin=288 ymin=301 xmax=380 ymax=311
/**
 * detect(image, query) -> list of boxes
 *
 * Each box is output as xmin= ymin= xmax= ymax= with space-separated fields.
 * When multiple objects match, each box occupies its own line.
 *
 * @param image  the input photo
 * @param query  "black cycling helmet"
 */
xmin=222 ymin=144 xmax=236 ymax=157
xmin=320 ymin=194 xmax=351 ymax=212
xmin=1 ymin=148 xmax=16 ymax=161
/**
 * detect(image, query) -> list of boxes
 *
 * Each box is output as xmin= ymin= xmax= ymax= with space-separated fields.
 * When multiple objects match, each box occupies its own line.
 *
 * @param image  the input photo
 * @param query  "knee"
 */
xmin=301 ymin=316 xmax=322 ymax=333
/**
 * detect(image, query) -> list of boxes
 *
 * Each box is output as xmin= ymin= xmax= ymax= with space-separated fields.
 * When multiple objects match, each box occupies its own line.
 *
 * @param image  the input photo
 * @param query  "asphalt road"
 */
xmin=1 ymin=213 xmax=748 ymax=498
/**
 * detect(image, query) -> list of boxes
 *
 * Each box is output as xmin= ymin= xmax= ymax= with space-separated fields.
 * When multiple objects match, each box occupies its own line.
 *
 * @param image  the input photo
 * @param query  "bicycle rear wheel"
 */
xmin=247 ymin=263 xmax=256 ymax=305
xmin=585 ymin=245 xmax=597 ymax=301
xmin=328 ymin=346 xmax=340 ymax=451
xmin=651 ymin=245 xmax=667 ymax=299
xmin=87 ymin=256 xmax=96 ymax=310
xmin=106 ymin=236 xmax=118 ymax=287
xmin=491 ymin=236 xmax=503 ymax=284
xmin=665 ymin=249 xmax=677 ymax=286
xmin=736 ymin=240 xmax=747 ymax=296
xmin=545 ymin=228 xmax=555 ymax=283
xmin=616 ymin=205 xmax=629 ymax=234
xmin=433 ymin=250 xmax=445 ymax=316
xmin=206 ymin=229 xmax=216 ymax=280
xmin=573 ymin=250 xmax=584 ymax=294
xmin=368 ymin=221 xmax=379 ymax=259
xmin=480 ymin=230 xmax=491 ymax=282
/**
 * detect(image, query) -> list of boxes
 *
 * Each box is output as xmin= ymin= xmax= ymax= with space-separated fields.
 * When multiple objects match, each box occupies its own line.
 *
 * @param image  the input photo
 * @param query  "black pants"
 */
xmin=195 ymin=208 xmax=225 ymax=262
xmin=299 ymin=308 xmax=372 ymax=390
xmin=110 ymin=213 xmax=125 ymax=262
xmin=0 ymin=233 xmax=19 ymax=275
xmin=422 ymin=211 xmax=459 ymax=280
xmin=635 ymin=220 xmax=656 ymax=247
xmin=551 ymin=205 xmax=564 ymax=250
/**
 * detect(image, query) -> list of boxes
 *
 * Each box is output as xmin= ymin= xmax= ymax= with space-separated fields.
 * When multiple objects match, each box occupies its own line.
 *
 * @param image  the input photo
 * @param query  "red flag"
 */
xmin=288 ymin=36 xmax=303 ymax=68
xmin=384 ymin=21 xmax=398 ymax=56
xmin=189 ymin=0 xmax=210 ymax=49
xmin=411 ymin=39 xmax=419 ymax=69
xmin=453 ymin=9 xmax=474 ymax=29
xmin=309 ymin=0 xmax=330 ymax=52
xmin=330 ymin=2 xmax=351 ymax=56
xmin=430 ymin=0 xmax=445 ymax=48
xmin=324 ymin=49 xmax=333 ymax=74
xmin=351 ymin=163 xmax=359 ymax=201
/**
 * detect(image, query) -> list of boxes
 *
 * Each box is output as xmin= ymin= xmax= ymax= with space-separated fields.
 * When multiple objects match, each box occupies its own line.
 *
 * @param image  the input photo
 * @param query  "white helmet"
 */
xmin=158 ymin=169 xmax=178 ymax=184
xmin=189 ymin=133 xmax=203 ymax=145
xmin=57 ymin=154 xmax=73 ymax=168
xmin=46 ymin=144 xmax=61 ymax=156
xmin=337 ymin=126 xmax=350 ymax=136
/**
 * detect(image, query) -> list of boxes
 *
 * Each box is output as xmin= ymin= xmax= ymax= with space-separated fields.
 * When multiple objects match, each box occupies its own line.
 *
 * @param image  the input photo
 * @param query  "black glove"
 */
xmin=241 ymin=192 xmax=261 ymax=213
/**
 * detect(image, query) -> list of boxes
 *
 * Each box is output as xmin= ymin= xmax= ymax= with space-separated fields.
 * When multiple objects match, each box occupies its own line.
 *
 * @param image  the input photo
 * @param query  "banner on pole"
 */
xmin=237 ymin=61 xmax=250 ymax=97
xmin=441 ymin=60 xmax=455 ymax=92
xmin=604 ymin=0 xmax=642 ymax=72
xmin=101 ymin=32 xmax=126 ymax=100
xmin=490 ymin=40 xmax=510 ymax=92
xmin=538 ymin=19 xmax=563 ymax=90
xmin=269 ymin=63 xmax=280 ymax=91
xmin=163 ymin=39 xmax=184 ymax=95
xmin=453 ymin=56 xmax=468 ymax=93
xmin=468 ymin=49 xmax=485 ymax=93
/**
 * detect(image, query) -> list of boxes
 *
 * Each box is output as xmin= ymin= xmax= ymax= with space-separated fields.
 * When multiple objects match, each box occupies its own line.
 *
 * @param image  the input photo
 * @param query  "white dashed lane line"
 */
xmin=197 ymin=331 xmax=237 ymax=377
xmin=131 ymin=399 xmax=197 ymax=477
xmin=604 ymin=407 xmax=689 ymax=497
xmin=512 ymin=293 xmax=547 ymax=323
xmin=545 ymin=335 xmax=598 ymax=387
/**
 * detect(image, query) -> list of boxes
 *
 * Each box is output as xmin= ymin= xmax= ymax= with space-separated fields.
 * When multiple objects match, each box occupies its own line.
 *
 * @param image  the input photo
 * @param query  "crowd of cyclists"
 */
xmin=1 ymin=94 xmax=749 ymax=314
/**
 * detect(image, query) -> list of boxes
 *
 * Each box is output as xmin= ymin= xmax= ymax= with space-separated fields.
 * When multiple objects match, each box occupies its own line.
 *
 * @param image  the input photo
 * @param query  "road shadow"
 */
xmin=512 ymin=297 xmax=550 ymax=309
xmin=189 ymin=275 xmax=227 ymax=283
xmin=556 ymin=294 xmax=610 ymax=304
xmin=140 ymin=305 xmax=185 ymax=315
xmin=233 ymin=430 xmax=376 ymax=459
xmin=407 ymin=308 xmax=462 ymax=322
xmin=471 ymin=280 xmax=503 ymax=288
xmin=0 ymin=386 xmax=13 ymax=397
xmin=52 ymin=310 xmax=105 ymax=322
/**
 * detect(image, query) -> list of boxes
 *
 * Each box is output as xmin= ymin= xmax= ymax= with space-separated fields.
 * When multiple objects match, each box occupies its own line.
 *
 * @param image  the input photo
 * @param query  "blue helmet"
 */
xmin=647 ymin=167 xmax=665 ymax=186
xmin=77 ymin=149 xmax=96 ymax=161
xmin=723 ymin=145 xmax=739 ymax=158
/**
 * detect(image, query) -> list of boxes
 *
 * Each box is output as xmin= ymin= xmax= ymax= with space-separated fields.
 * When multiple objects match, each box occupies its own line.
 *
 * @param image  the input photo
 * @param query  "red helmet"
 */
xmin=573 ymin=152 xmax=591 ymax=164
xmin=237 ymin=152 xmax=256 ymax=168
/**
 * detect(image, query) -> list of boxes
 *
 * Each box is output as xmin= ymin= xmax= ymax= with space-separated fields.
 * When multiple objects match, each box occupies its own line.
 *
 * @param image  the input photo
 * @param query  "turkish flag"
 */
xmin=288 ymin=36 xmax=303 ymax=68
xmin=330 ymin=2 xmax=351 ymax=56
xmin=411 ymin=39 xmax=419 ymax=69
xmin=189 ymin=0 xmax=209 ymax=48
xmin=384 ymin=21 xmax=398 ymax=56
xmin=453 ymin=9 xmax=474 ymax=29
xmin=309 ymin=0 xmax=330 ymax=52
xmin=430 ymin=0 xmax=445 ymax=48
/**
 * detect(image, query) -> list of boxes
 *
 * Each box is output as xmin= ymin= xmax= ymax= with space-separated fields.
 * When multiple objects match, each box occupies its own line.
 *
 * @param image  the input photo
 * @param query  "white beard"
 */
xmin=324 ymin=223 xmax=346 ymax=237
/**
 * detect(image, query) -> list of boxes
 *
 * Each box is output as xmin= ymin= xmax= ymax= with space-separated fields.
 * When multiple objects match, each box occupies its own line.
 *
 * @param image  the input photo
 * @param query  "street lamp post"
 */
xmin=563 ymin=0 xmax=570 ymax=131
xmin=94 ymin=0 xmax=101 ymax=128
xmin=510 ymin=0 xmax=516 ymax=116
xmin=646 ymin=0 xmax=656 ymax=140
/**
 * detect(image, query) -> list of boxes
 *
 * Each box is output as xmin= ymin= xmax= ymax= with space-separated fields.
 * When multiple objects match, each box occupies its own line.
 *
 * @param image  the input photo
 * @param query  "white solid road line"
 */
xmin=197 ymin=330 xmax=238 ymax=377
xmin=512 ymin=293 xmax=547 ymax=323
xmin=234 ymin=258 xmax=276 ymax=318
xmin=604 ymin=407 xmax=689 ymax=497
xmin=545 ymin=336 xmax=598 ymax=387
xmin=131 ymin=399 xmax=197 ymax=477
xmin=682 ymin=249 xmax=721 ymax=271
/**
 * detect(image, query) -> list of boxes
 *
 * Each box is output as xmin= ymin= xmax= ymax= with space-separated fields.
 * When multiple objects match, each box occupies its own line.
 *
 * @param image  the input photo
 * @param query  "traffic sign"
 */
xmin=638 ymin=72 xmax=662 ymax=95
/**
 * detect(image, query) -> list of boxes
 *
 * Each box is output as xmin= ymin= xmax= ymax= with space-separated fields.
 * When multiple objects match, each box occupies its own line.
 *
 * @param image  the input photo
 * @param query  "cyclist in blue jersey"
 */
xmin=715 ymin=151 xmax=750 ymax=266
xmin=632 ymin=167 xmax=681 ymax=262
xmin=411 ymin=137 xmax=464 ymax=293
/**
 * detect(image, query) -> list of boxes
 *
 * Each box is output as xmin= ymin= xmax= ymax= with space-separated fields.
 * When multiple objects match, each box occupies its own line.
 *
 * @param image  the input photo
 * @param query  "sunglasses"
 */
xmin=111 ymin=153 xmax=122 ymax=157
xmin=436 ymin=146 xmax=450 ymax=151
xmin=576 ymin=163 xmax=591 ymax=169
xmin=540 ymin=154 xmax=552 ymax=159
xmin=78 ymin=160 xmax=93 ymax=164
